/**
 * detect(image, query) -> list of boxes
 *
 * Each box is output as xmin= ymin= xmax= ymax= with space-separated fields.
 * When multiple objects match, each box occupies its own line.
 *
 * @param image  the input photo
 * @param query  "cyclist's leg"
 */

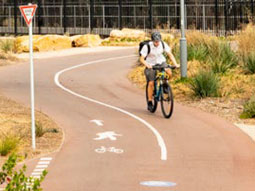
xmin=144 ymin=68 xmax=156 ymax=101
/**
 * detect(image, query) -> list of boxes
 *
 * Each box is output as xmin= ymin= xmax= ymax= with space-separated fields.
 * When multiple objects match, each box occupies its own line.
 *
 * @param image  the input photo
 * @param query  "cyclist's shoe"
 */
xmin=147 ymin=101 xmax=153 ymax=111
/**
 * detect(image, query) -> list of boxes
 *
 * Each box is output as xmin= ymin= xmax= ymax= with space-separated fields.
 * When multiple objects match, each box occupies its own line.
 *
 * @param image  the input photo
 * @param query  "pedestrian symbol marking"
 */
xmin=94 ymin=131 xmax=122 ymax=141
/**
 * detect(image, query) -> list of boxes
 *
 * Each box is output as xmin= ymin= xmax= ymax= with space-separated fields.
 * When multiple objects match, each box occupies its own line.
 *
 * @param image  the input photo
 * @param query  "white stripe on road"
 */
xmin=31 ymin=172 xmax=42 ymax=175
xmin=34 ymin=169 xmax=45 ymax=172
xmin=38 ymin=161 xmax=50 ymax=165
xmin=36 ymin=165 xmax=48 ymax=168
xmin=40 ymin=157 xmax=52 ymax=161
xmin=54 ymin=55 xmax=168 ymax=161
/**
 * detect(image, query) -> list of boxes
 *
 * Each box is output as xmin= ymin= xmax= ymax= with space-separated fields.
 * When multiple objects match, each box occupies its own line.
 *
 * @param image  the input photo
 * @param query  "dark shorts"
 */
xmin=144 ymin=62 xmax=168 ymax=82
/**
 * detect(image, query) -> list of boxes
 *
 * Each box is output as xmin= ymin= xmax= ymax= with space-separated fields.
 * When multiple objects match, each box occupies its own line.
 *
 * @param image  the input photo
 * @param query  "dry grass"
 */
xmin=235 ymin=24 xmax=255 ymax=57
xmin=0 ymin=95 xmax=63 ymax=166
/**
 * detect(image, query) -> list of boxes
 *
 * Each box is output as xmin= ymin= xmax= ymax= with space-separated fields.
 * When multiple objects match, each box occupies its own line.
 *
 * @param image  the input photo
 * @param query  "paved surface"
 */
xmin=235 ymin=124 xmax=255 ymax=142
xmin=0 ymin=48 xmax=255 ymax=191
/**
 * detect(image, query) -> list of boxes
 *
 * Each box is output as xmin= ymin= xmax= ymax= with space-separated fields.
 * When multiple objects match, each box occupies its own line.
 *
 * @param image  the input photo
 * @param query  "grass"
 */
xmin=0 ymin=94 xmax=62 ymax=165
xmin=240 ymin=96 xmax=255 ymax=119
xmin=243 ymin=53 xmax=255 ymax=74
xmin=0 ymin=39 xmax=14 ymax=53
xmin=0 ymin=135 xmax=19 ymax=156
xmin=189 ymin=70 xmax=220 ymax=98
xmin=187 ymin=44 xmax=209 ymax=62
xmin=36 ymin=121 xmax=45 ymax=137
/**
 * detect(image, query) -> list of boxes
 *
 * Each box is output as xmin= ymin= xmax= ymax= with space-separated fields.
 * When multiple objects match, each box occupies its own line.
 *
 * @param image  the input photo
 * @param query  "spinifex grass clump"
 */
xmin=243 ymin=53 xmax=255 ymax=74
xmin=240 ymin=96 xmax=255 ymax=119
xmin=208 ymin=42 xmax=238 ymax=74
xmin=189 ymin=70 xmax=220 ymax=98
xmin=0 ymin=40 xmax=14 ymax=53
xmin=188 ymin=44 xmax=209 ymax=62
xmin=0 ymin=135 xmax=19 ymax=156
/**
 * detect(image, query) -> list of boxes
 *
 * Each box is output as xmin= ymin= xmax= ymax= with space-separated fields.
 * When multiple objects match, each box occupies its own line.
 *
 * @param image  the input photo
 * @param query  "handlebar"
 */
xmin=152 ymin=64 xmax=176 ymax=71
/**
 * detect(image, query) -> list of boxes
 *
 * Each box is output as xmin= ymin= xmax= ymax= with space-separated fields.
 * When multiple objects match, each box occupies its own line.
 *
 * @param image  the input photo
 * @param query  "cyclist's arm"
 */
xmin=166 ymin=51 xmax=180 ymax=68
xmin=140 ymin=56 xmax=152 ymax=69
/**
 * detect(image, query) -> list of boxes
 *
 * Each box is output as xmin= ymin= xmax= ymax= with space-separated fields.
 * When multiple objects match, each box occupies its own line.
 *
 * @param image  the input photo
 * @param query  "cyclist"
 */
xmin=139 ymin=31 xmax=180 ymax=111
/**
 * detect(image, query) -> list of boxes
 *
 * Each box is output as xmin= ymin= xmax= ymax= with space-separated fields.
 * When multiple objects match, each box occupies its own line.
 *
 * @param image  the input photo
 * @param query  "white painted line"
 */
xmin=36 ymin=165 xmax=48 ymax=168
xmin=34 ymin=169 xmax=45 ymax=172
xmin=31 ymin=172 xmax=42 ymax=175
xmin=54 ymin=55 xmax=168 ymax=161
xmin=140 ymin=181 xmax=177 ymax=187
xmin=38 ymin=161 xmax=50 ymax=165
xmin=40 ymin=157 xmax=52 ymax=161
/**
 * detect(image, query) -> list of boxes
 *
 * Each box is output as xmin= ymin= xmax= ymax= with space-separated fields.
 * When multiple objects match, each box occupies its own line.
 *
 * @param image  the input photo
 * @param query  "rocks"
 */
xmin=71 ymin=34 xmax=102 ymax=47
xmin=14 ymin=35 xmax=72 ymax=53
xmin=34 ymin=35 xmax=72 ymax=51
xmin=110 ymin=28 xmax=146 ymax=41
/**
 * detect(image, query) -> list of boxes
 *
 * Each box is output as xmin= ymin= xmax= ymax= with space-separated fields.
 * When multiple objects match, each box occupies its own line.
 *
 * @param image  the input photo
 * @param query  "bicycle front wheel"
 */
xmin=146 ymin=82 xmax=158 ymax=113
xmin=160 ymin=83 xmax=174 ymax=118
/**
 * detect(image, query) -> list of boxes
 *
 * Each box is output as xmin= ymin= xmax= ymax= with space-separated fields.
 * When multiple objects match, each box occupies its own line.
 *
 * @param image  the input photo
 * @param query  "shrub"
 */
xmin=187 ymin=44 xmax=209 ymax=62
xmin=243 ymin=53 xmax=255 ymax=74
xmin=0 ymin=135 xmax=19 ymax=156
xmin=240 ymin=96 xmax=255 ymax=119
xmin=0 ymin=153 xmax=47 ymax=191
xmin=189 ymin=70 xmax=220 ymax=98
xmin=208 ymin=42 xmax=238 ymax=74
xmin=0 ymin=40 xmax=14 ymax=53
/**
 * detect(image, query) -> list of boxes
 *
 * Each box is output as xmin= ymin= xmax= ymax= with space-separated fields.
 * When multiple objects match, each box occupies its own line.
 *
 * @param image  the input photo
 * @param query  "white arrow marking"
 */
xmin=94 ymin=131 xmax=122 ymax=141
xmin=90 ymin=119 xmax=104 ymax=126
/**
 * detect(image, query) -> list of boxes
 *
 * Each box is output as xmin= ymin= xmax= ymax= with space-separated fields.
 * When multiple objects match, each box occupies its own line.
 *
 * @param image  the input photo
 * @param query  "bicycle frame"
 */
xmin=154 ymin=70 xmax=168 ymax=101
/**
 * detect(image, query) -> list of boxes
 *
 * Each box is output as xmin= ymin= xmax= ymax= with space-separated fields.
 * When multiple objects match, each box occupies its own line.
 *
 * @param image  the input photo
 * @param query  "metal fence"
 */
xmin=0 ymin=1 xmax=254 ymax=36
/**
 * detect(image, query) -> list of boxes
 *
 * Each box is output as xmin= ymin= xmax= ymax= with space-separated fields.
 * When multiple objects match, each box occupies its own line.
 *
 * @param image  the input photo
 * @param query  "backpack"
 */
xmin=139 ymin=40 xmax=165 ymax=60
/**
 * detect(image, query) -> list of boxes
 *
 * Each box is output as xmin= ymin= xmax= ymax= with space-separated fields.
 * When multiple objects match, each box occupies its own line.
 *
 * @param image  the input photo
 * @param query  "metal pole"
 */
xmin=180 ymin=0 xmax=187 ymax=78
xmin=90 ymin=0 xmax=94 ymax=32
xmin=149 ymin=0 xmax=153 ymax=30
xmin=224 ymin=0 xmax=228 ymax=35
xmin=14 ymin=0 xmax=17 ymax=35
xmin=63 ymin=0 xmax=66 ymax=33
xmin=29 ymin=17 xmax=36 ymax=150
xmin=215 ymin=0 xmax=218 ymax=35
xmin=38 ymin=0 xmax=41 ymax=34
xmin=252 ymin=0 xmax=254 ymax=16
xmin=118 ymin=0 xmax=122 ymax=29
xmin=203 ymin=3 xmax=206 ymax=31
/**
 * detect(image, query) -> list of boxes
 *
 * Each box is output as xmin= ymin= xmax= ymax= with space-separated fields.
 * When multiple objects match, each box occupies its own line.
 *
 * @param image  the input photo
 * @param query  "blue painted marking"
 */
xmin=140 ymin=181 xmax=177 ymax=187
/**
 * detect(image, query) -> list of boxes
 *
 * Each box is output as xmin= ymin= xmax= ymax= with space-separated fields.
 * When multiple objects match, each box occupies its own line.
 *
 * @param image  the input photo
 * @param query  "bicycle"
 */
xmin=95 ymin=146 xmax=124 ymax=154
xmin=146 ymin=64 xmax=176 ymax=118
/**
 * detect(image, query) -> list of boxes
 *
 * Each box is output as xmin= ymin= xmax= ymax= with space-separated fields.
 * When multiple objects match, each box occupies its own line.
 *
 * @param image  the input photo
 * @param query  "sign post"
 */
xmin=19 ymin=4 xmax=37 ymax=149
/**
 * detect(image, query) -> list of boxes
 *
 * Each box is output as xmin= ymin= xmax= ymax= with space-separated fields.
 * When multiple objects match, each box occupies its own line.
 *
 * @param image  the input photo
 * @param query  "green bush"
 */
xmin=208 ymin=42 xmax=238 ymax=74
xmin=240 ymin=96 xmax=255 ymax=119
xmin=0 ymin=40 xmax=14 ymax=53
xmin=0 ymin=154 xmax=47 ymax=191
xmin=189 ymin=70 xmax=220 ymax=98
xmin=243 ymin=53 xmax=255 ymax=74
xmin=0 ymin=136 xmax=19 ymax=156
xmin=188 ymin=44 xmax=209 ymax=62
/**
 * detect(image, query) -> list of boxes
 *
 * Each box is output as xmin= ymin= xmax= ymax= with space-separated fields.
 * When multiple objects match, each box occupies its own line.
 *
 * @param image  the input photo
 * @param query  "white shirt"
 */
xmin=140 ymin=41 xmax=171 ymax=66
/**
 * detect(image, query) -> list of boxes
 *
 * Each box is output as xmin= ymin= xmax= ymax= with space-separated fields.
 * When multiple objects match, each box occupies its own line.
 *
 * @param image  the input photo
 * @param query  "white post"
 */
xmin=29 ymin=20 xmax=36 ymax=150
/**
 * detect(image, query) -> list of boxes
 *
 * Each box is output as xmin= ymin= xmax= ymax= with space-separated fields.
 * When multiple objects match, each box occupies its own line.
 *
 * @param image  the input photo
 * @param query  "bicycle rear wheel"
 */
xmin=146 ymin=82 xmax=158 ymax=113
xmin=160 ymin=83 xmax=174 ymax=118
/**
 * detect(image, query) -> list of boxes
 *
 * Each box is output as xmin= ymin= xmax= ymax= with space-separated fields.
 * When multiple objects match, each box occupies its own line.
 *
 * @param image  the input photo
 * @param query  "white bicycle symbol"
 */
xmin=95 ymin=146 xmax=124 ymax=154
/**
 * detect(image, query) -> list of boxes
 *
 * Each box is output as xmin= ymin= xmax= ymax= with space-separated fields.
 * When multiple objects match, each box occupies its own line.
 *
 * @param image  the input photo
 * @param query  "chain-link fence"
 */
xmin=0 ymin=0 xmax=254 ymax=35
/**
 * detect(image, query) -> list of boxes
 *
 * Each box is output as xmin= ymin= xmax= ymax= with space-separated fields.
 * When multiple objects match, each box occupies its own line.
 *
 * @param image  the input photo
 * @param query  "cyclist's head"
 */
xmin=151 ymin=32 xmax=161 ymax=47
